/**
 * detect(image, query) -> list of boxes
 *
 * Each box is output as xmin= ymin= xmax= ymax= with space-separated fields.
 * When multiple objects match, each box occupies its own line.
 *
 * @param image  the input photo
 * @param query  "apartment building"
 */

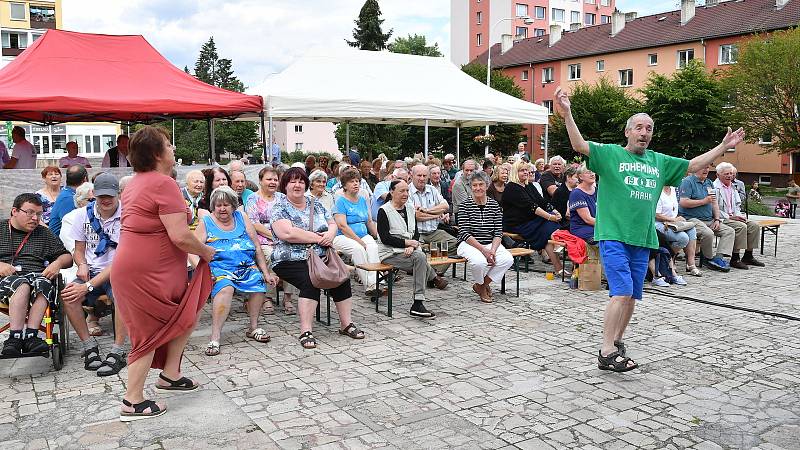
xmin=451 ymin=0 xmax=615 ymax=66
xmin=477 ymin=0 xmax=800 ymax=184
xmin=1 ymin=0 xmax=121 ymax=165
xmin=272 ymin=122 xmax=341 ymax=159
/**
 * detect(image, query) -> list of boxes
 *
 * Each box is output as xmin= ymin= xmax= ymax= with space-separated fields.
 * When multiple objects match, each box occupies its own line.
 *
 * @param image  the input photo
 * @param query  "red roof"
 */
xmin=479 ymin=0 xmax=800 ymax=68
xmin=0 ymin=30 xmax=263 ymax=123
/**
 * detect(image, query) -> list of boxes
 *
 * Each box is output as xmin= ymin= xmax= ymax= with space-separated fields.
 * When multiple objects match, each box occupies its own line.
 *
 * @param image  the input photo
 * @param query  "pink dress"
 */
xmin=111 ymin=171 xmax=212 ymax=369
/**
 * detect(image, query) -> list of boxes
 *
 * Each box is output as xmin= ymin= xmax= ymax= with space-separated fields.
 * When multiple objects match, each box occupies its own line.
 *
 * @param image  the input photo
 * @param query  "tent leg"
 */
xmin=456 ymin=126 xmax=460 ymax=167
xmin=484 ymin=124 xmax=489 ymax=157
xmin=260 ymin=111 xmax=267 ymax=164
xmin=424 ymin=120 xmax=429 ymax=160
xmin=268 ymin=114 xmax=273 ymax=163
xmin=544 ymin=123 xmax=549 ymax=162
xmin=208 ymin=119 xmax=216 ymax=163
xmin=345 ymin=122 xmax=350 ymax=158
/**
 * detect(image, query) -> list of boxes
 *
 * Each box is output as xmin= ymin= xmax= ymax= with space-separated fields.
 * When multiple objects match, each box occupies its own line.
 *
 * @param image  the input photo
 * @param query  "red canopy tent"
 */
xmin=0 ymin=30 xmax=263 ymax=124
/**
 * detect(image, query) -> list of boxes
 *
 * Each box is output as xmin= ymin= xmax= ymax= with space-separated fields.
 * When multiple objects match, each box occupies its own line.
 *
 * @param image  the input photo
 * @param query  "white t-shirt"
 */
xmin=58 ymin=156 xmax=91 ymax=168
xmin=10 ymin=139 xmax=37 ymax=169
xmin=656 ymin=187 xmax=679 ymax=219
xmin=67 ymin=202 xmax=122 ymax=273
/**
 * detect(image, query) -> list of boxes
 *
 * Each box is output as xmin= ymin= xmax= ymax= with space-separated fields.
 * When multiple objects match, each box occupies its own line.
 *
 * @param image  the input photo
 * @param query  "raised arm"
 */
xmin=687 ymin=127 xmax=745 ymax=173
xmin=555 ymin=87 xmax=590 ymax=156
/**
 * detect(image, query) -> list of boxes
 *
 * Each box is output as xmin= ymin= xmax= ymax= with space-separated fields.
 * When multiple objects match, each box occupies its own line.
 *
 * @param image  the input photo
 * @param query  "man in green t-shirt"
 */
xmin=555 ymin=87 xmax=745 ymax=373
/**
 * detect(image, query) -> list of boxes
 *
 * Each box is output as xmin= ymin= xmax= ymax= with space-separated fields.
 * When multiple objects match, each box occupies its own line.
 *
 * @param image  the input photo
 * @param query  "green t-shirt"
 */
xmin=587 ymin=142 xmax=689 ymax=249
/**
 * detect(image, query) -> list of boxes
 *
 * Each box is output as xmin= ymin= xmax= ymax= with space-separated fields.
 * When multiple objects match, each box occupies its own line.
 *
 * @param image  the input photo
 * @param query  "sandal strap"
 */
xmin=122 ymin=399 xmax=162 ymax=414
xmin=159 ymin=373 xmax=195 ymax=388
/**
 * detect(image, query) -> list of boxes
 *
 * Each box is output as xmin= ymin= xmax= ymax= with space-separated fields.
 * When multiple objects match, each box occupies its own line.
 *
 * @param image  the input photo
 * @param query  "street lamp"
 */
xmin=485 ymin=15 xmax=534 ymax=155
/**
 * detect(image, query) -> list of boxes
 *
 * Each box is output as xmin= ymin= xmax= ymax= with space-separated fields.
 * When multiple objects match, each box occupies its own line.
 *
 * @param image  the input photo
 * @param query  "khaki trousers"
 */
xmin=687 ymin=218 xmax=735 ymax=257
xmin=722 ymin=219 xmax=760 ymax=252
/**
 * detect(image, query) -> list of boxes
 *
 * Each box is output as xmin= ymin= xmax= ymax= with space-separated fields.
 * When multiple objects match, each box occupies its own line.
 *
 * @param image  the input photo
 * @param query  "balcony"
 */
xmin=2 ymin=48 xmax=25 ymax=57
xmin=30 ymin=19 xmax=57 ymax=30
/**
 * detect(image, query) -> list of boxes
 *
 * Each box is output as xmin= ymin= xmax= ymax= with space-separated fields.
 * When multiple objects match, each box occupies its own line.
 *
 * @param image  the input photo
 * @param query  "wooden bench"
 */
xmin=499 ymin=247 xmax=535 ymax=297
xmin=758 ymin=219 xmax=788 ymax=257
xmin=355 ymin=263 xmax=398 ymax=317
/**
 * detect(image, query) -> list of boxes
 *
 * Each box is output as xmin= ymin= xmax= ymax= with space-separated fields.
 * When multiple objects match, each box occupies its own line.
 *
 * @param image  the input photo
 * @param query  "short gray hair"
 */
xmin=716 ymin=162 xmax=736 ymax=174
xmin=209 ymin=185 xmax=239 ymax=209
xmin=468 ymin=172 xmax=489 ymax=186
xmin=308 ymin=169 xmax=328 ymax=183
xmin=548 ymin=155 xmax=565 ymax=165
xmin=118 ymin=176 xmax=134 ymax=193
xmin=625 ymin=113 xmax=654 ymax=131
xmin=74 ymin=182 xmax=94 ymax=208
xmin=392 ymin=168 xmax=408 ymax=178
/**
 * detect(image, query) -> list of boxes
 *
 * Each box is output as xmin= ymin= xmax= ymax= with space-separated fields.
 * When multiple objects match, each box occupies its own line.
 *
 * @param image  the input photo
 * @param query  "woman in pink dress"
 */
xmin=111 ymin=126 xmax=215 ymax=422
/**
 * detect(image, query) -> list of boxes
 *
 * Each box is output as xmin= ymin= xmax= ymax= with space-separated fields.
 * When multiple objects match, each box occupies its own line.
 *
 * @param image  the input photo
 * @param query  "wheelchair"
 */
xmin=0 ymin=275 xmax=68 ymax=371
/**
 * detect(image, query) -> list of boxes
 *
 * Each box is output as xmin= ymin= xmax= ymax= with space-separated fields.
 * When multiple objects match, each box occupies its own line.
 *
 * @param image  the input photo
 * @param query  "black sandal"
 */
xmin=614 ymin=340 xmax=626 ymax=357
xmin=97 ymin=352 xmax=127 ymax=377
xmin=597 ymin=350 xmax=638 ymax=372
xmin=120 ymin=399 xmax=167 ymax=422
xmin=82 ymin=346 xmax=102 ymax=371
xmin=339 ymin=323 xmax=365 ymax=340
xmin=155 ymin=373 xmax=199 ymax=391
xmin=299 ymin=331 xmax=317 ymax=349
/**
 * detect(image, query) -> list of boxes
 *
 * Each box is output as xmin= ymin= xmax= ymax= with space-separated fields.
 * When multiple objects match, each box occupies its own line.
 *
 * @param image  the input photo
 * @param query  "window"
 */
xmin=571 ymin=11 xmax=581 ymax=24
xmin=515 ymin=26 xmax=528 ymax=38
xmin=552 ymin=8 xmax=565 ymax=22
xmin=476 ymin=33 xmax=482 ymax=46
xmin=521 ymin=70 xmax=529 ymax=81
xmin=295 ymin=142 xmax=304 ymax=151
xmin=585 ymin=13 xmax=596 ymax=25
xmin=534 ymin=28 xmax=546 ymax=37
xmin=759 ymin=175 xmax=772 ymax=185
xmin=515 ymin=3 xmax=528 ymax=17
xmin=601 ymin=0 xmax=610 ymax=5
xmin=51 ymin=135 xmax=66 ymax=153
xmin=535 ymin=6 xmax=546 ymax=19
xmin=294 ymin=125 xmax=303 ymax=133
xmin=677 ymin=49 xmax=694 ymax=68
xmin=596 ymin=60 xmax=605 ymax=72
xmin=9 ymin=2 xmax=25 ymax=20
xmin=585 ymin=0 xmax=596 ymax=4
xmin=31 ymin=33 xmax=43 ymax=43
xmin=619 ymin=69 xmax=634 ymax=87
xmin=542 ymin=100 xmax=554 ymax=114
xmin=1 ymin=31 xmax=28 ymax=49
xmin=759 ymin=132 xmax=773 ymax=144
xmin=476 ymin=11 xmax=482 ymax=24
xmin=648 ymin=53 xmax=658 ymax=66
xmin=720 ymin=44 xmax=739 ymax=64
xmin=29 ymin=5 xmax=56 ymax=23
xmin=568 ymin=63 xmax=581 ymax=80
xmin=540 ymin=137 xmax=546 ymax=150
xmin=542 ymin=67 xmax=554 ymax=82
xmin=601 ymin=15 xmax=611 ymax=24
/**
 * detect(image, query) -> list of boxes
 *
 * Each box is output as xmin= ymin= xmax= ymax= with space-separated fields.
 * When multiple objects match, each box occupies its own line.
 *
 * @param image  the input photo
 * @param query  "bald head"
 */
xmin=185 ymin=170 xmax=205 ymax=197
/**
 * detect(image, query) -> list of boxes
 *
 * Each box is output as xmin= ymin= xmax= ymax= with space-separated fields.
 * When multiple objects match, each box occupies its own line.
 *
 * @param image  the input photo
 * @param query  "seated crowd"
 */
xmin=0 ymin=143 xmax=767 ymax=363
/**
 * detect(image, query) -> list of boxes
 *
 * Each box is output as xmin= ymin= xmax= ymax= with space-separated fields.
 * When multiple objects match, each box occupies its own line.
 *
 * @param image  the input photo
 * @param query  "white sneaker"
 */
xmin=651 ymin=277 xmax=670 ymax=287
xmin=673 ymin=275 xmax=687 ymax=286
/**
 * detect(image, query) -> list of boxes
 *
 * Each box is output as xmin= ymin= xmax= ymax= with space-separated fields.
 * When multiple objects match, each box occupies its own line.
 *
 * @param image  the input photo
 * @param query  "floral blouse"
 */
xmin=245 ymin=192 xmax=284 ymax=245
xmin=269 ymin=195 xmax=332 ymax=268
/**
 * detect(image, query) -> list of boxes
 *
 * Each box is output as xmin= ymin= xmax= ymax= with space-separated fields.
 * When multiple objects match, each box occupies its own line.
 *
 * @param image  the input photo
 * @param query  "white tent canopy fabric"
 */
xmin=247 ymin=47 xmax=549 ymax=128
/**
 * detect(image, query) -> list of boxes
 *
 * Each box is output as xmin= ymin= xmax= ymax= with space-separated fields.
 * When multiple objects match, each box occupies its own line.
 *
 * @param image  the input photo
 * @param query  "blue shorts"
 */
xmin=599 ymin=240 xmax=650 ymax=300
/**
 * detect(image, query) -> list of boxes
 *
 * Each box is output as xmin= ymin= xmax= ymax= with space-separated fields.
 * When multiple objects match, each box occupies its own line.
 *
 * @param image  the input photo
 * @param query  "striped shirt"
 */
xmin=456 ymin=197 xmax=503 ymax=245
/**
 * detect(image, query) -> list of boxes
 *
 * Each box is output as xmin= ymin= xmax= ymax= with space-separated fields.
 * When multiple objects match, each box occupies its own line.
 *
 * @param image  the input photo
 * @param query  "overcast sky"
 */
xmin=63 ymin=0 xmax=682 ymax=89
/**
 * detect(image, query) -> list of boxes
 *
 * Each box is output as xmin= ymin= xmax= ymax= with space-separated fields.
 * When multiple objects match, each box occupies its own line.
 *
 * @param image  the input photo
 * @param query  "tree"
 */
xmin=194 ymin=37 xmax=219 ymax=84
xmin=346 ymin=0 xmax=392 ymax=50
xmin=723 ymin=28 xmax=800 ymax=154
xmin=388 ymin=34 xmax=442 ymax=57
xmin=641 ymin=60 xmax=729 ymax=159
xmin=549 ymin=78 xmax=643 ymax=160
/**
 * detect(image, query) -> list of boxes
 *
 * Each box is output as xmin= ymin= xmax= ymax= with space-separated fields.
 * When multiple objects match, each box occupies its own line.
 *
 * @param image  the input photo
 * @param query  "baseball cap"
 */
xmin=93 ymin=173 xmax=119 ymax=197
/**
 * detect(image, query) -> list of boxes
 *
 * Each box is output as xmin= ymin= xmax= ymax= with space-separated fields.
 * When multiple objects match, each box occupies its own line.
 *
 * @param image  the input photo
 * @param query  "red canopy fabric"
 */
xmin=0 ymin=30 xmax=263 ymax=123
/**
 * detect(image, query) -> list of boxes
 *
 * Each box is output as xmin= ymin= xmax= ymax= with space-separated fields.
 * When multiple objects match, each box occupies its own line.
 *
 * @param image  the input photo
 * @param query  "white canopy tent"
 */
xmin=246 ymin=47 xmax=550 ymax=161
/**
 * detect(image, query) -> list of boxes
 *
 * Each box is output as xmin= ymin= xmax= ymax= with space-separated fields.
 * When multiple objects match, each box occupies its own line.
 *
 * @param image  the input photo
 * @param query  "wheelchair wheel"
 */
xmin=51 ymin=335 xmax=63 ymax=370
xmin=51 ymin=297 xmax=67 ymax=371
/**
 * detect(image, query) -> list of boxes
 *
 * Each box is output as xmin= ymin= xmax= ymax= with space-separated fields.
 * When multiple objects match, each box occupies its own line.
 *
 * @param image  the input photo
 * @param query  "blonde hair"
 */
xmin=491 ymin=163 xmax=511 ymax=183
xmin=509 ymin=160 xmax=530 ymax=185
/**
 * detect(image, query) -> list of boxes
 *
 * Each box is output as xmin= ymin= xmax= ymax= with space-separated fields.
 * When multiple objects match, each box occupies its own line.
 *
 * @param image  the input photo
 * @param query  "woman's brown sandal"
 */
xmin=339 ymin=323 xmax=365 ymax=339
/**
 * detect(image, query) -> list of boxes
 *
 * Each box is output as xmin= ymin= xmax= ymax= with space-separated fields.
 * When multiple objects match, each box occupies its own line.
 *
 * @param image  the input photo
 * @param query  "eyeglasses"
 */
xmin=17 ymin=209 xmax=43 ymax=218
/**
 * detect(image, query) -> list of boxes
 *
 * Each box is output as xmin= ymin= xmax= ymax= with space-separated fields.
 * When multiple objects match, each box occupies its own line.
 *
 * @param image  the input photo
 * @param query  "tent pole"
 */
xmin=456 ymin=126 xmax=460 ymax=167
xmin=424 ymin=120 xmax=429 ymax=160
xmin=207 ymin=119 xmax=215 ymax=163
xmin=259 ymin=111 xmax=267 ymax=164
xmin=171 ymin=119 xmax=175 ymax=146
xmin=544 ymin=123 xmax=549 ymax=162
xmin=268 ymin=112 xmax=273 ymax=163
xmin=345 ymin=122 xmax=350 ymax=158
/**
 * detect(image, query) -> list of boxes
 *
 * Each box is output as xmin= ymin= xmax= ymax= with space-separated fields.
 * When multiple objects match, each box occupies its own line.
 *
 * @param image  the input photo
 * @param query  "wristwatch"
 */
xmin=86 ymin=282 xmax=94 ymax=292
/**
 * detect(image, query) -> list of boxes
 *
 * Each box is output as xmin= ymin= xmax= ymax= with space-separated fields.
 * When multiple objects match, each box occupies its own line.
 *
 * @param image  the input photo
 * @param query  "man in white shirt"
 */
xmin=58 ymin=141 xmax=92 ymax=168
xmin=2 ymin=126 xmax=37 ymax=169
xmin=409 ymin=165 xmax=458 ymax=271
xmin=101 ymin=135 xmax=130 ymax=168
xmin=61 ymin=173 xmax=129 ymax=377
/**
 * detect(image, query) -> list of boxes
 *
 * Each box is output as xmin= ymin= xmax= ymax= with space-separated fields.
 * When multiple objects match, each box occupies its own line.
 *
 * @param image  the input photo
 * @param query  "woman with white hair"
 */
xmin=193 ymin=186 xmax=278 ymax=356
xmin=307 ymin=169 xmax=334 ymax=212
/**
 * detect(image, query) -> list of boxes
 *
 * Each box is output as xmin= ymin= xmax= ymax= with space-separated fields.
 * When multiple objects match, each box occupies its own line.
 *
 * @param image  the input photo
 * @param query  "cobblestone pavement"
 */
xmin=1 ymin=217 xmax=798 ymax=449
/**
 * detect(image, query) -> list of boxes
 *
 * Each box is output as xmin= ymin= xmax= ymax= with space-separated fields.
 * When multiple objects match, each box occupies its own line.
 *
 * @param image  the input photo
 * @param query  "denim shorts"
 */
xmin=599 ymin=240 xmax=650 ymax=300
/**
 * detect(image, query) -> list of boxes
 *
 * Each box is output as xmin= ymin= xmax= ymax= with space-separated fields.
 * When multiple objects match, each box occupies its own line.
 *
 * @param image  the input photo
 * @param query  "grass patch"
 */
xmin=745 ymin=199 xmax=775 ymax=216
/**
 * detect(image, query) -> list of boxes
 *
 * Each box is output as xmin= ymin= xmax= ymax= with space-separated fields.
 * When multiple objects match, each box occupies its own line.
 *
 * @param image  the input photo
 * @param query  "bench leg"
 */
xmin=374 ymin=271 xmax=381 ymax=313
xmin=773 ymin=227 xmax=778 ymax=257
xmin=387 ymin=270 xmax=394 ymax=318
xmin=760 ymin=228 xmax=765 ymax=255
xmin=516 ymin=258 xmax=521 ymax=297
xmin=326 ymin=291 xmax=331 ymax=326
xmin=316 ymin=301 xmax=321 ymax=323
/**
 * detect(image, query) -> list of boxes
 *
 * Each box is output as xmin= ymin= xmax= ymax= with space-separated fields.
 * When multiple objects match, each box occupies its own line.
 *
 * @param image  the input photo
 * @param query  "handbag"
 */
xmin=306 ymin=199 xmax=350 ymax=289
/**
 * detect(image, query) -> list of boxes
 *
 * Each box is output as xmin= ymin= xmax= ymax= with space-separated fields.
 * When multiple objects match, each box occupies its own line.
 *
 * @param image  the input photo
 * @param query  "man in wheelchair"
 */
xmin=61 ymin=173 xmax=129 ymax=376
xmin=1 ymin=193 xmax=72 ymax=357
